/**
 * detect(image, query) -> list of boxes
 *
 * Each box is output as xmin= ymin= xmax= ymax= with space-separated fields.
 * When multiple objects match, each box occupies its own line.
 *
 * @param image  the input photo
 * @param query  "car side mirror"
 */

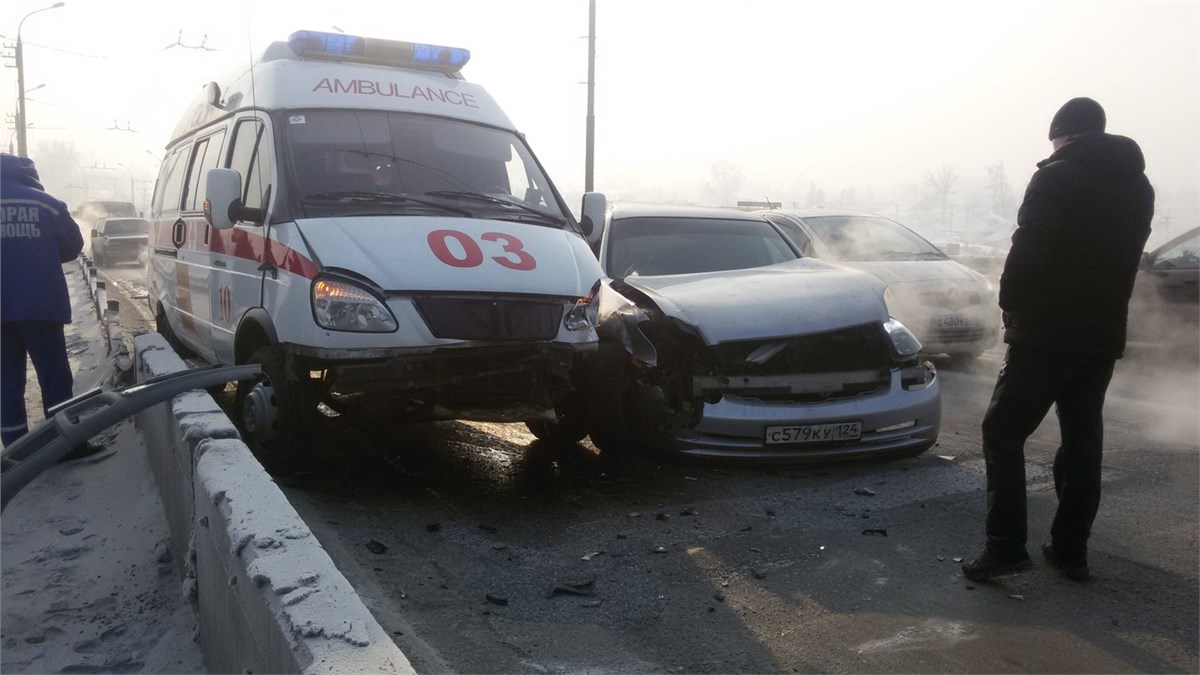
xmin=1139 ymin=251 xmax=1153 ymax=270
xmin=580 ymin=192 xmax=607 ymax=247
xmin=90 ymin=229 xmax=99 ymax=238
xmin=204 ymin=168 xmax=263 ymax=229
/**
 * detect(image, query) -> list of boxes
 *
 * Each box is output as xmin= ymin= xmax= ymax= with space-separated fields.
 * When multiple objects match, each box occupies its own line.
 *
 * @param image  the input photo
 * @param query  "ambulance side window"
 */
xmin=155 ymin=147 xmax=189 ymax=217
xmin=182 ymin=130 xmax=228 ymax=214
xmin=227 ymin=119 xmax=272 ymax=211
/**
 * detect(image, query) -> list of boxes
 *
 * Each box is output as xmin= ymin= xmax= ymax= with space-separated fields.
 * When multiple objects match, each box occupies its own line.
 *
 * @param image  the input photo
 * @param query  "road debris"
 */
xmin=855 ymin=487 xmax=877 ymax=497
xmin=547 ymin=577 xmax=596 ymax=598
xmin=861 ymin=529 xmax=888 ymax=537
xmin=581 ymin=551 xmax=605 ymax=561
xmin=485 ymin=593 xmax=508 ymax=606
xmin=366 ymin=539 xmax=388 ymax=554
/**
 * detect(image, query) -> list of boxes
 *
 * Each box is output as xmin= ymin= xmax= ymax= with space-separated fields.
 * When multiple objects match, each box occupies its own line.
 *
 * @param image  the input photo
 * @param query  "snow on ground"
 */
xmin=1 ymin=262 xmax=205 ymax=674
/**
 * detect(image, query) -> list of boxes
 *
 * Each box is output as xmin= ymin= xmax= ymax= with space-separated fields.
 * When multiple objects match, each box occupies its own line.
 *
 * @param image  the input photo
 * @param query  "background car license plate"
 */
xmin=934 ymin=315 xmax=970 ymax=329
xmin=765 ymin=422 xmax=862 ymax=445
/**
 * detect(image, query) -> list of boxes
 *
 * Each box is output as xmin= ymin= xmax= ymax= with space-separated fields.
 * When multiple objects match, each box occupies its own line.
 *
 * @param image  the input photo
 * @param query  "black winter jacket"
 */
xmin=1000 ymin=131 xmax=1154 ymax=359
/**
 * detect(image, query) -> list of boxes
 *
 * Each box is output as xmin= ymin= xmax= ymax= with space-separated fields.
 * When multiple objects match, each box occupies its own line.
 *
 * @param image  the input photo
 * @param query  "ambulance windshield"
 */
xmin=286 ymin=110 xmax=568 ymax=224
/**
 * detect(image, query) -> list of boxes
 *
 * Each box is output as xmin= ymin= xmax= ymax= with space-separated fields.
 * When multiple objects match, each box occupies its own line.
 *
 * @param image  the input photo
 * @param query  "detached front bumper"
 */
xmin=665 ymin=366 xmax=941 ymax=462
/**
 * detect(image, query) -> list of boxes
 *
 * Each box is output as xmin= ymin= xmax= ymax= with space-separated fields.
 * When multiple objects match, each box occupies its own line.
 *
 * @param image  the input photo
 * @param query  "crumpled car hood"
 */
xmin=620 ymin=258 xmax=888 ymax=345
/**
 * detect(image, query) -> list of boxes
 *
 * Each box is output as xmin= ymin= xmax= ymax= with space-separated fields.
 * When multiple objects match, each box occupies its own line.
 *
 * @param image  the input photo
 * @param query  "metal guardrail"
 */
xmin=77 ymin=255 xmax=134 ymax=378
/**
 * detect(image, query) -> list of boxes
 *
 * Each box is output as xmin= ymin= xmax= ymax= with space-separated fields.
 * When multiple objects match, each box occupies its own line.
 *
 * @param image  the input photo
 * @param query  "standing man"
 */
xmin=962 ymin=98 xmax=1154 ymax=582
xmin=1 ymin=153 xmax=85 ymax=450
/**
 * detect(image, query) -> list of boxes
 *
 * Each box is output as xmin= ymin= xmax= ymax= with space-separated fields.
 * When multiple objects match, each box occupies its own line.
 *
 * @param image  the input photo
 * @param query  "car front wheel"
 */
xmin=235 ymin=347 xmax=318 ymax=472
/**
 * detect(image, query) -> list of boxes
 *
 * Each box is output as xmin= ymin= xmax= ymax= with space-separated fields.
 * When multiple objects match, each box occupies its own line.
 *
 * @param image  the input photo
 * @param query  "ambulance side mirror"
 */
xmin=580 ymin=191 xmax=607 ymax=248
xmin=204 ymin=168 xmax=263 ymax=230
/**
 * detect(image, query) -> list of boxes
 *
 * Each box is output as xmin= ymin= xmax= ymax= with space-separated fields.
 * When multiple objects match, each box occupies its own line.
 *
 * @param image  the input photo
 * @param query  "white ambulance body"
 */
xmin=148 ymin=31 xmax=603 ymax=466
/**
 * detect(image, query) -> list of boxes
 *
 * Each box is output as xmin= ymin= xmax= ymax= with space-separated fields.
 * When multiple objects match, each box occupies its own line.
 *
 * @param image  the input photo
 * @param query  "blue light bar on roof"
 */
xmin=287 ymin=30 xmax=470 ymax=72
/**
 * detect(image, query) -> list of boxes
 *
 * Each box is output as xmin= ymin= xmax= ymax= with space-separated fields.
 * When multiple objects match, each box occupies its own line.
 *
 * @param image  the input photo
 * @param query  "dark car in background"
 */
xmin=1129 ymin=226 xmax=1199 ymax=350
xmin=73 ymin=200 xmax=137 ymax=230
xmin=566 ymin=201 xmax=940 ymax=463
xmin=762 ymin=210 xmax=1001 ymax=360
xmin=91 ymin=217 xmax=150 ymax=267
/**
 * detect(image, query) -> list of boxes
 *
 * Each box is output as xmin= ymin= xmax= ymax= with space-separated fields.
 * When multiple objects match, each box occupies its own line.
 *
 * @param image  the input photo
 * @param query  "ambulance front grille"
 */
xmin=412 ymin=295 xmax=564 ymax=341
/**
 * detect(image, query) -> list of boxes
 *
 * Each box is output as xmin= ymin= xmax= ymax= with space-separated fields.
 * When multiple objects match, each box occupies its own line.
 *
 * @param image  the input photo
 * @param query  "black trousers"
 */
xmin=1 ymin=321 xmax=75 ymax=447
xmin=981 ymin=344 xmax=1116 ymax=564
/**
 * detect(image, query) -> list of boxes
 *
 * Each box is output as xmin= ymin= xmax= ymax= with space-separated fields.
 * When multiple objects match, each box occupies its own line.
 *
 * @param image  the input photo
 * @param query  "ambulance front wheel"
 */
xmin=237 ymin=347 xmax=317 ymax=472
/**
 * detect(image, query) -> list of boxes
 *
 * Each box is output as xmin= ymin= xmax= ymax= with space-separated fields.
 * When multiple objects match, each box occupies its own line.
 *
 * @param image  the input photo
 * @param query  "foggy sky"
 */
xmin=2 ymin=0 xmax=1197 ymax=240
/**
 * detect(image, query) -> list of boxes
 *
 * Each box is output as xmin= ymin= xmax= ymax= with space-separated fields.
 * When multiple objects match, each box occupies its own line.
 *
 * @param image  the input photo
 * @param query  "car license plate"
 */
xmin=765 ymin=422 xmax=862 ymax=445
xmin=934 ymin=315 xmax=970 ymax=329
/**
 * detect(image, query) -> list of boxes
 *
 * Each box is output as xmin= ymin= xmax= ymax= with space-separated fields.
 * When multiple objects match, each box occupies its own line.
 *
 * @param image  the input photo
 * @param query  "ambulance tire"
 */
xmin=237 ymin=347 xmax=317 ymax=473
xmin=155 ymin=307 xmax=196 ymax=359
xmin=583 ymin=343 xmax=635 ymax=458
xmin=524 ymin=404 xmax=589 ymax=447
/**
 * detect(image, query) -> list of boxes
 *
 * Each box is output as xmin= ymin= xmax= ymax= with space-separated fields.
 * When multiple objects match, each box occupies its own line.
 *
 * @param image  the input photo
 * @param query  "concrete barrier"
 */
xmin=133 ymin=333 xmax=412 ymax=674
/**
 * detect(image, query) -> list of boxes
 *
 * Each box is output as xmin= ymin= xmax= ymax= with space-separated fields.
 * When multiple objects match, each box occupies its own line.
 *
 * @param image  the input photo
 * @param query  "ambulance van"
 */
xmin=148 ymin=30 xmax=604 ymax=468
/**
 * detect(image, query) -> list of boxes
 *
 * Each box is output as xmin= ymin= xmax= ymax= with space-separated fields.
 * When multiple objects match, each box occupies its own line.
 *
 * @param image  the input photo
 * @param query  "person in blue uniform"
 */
xmin=1 ymin=153 xmax=90 ymax=454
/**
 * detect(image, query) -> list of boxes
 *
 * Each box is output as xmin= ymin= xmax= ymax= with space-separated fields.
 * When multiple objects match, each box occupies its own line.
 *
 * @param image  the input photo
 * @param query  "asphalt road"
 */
xmin=275 ymin=348 xmax=1199 ymax=674
xmin=99 ymin=265 xmax=1199 ymax=673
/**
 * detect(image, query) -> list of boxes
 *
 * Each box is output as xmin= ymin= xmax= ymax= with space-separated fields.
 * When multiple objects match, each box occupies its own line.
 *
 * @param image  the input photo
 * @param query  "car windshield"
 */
xmin=102 ymin=218 xmax=149 ymax=235
xmin=606 ymin=216 xmax=797 ymax=277
xmin=804 ymin=215 xmax=947 ymax=261
xmin=284 ymin=110 xmax=568 ymax=224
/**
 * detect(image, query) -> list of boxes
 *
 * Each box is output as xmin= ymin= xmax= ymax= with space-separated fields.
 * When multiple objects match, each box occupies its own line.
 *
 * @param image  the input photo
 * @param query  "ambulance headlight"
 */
xmin=312 ymin=278 xmax=398 ymax=333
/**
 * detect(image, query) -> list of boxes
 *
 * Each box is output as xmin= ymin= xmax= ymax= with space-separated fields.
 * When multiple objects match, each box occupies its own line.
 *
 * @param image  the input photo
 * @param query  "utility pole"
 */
xmin=16 ymin=2 xmax=65 ymax=157
xmin=584 ymin=0 xmax=596 ymax=192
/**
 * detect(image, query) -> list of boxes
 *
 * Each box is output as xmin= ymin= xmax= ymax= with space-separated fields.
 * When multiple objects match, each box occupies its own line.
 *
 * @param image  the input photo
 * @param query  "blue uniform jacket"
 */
xmin=1 ymin=153 xmax=84 ymax=323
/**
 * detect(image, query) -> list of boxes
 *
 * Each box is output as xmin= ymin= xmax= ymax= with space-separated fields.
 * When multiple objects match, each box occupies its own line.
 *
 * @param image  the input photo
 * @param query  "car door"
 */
xmin=208 ymin=114 xmax=275 ymax=365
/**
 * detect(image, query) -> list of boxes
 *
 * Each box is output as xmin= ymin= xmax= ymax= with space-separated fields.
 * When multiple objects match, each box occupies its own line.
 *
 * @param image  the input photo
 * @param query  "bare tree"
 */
xmin=706 ymin=161 xmax=744 ymax=206
xmin=924 ymin=165 xmax=958 ymax=229
xmin=985 ymin=162 xmax=1016 ymax=218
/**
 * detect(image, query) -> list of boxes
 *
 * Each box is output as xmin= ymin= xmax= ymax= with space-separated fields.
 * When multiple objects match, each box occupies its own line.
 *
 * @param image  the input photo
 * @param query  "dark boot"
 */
xmin=1042 ymin=543 xmax=1090 ymax=581
xmin=962 ymin=549 xmax=1033 ymax=581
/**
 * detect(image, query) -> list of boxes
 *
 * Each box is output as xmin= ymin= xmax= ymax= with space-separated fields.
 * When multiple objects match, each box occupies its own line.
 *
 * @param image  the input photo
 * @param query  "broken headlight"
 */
xmin=563 ymin=279 xmax=602 ymax=331
xmin=312 ymin=278 xmax=398 ymax=333
xmin=883 ymin=318 xmax=922 ymax=359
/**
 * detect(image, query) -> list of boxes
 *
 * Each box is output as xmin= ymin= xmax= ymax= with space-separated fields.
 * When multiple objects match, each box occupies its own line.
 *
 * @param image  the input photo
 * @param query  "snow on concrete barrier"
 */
xmin=132 ymin=332 xmax=413 ymax=674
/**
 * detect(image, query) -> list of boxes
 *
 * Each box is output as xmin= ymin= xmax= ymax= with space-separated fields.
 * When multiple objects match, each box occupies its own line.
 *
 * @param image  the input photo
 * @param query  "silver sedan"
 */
xmin=585 ymin=202 xmax=940 ymax=462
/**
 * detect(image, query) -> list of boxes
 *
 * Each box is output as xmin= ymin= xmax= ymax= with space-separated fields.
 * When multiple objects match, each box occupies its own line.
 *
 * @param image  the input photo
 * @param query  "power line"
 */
xmin=0 ymin=34 xmax=104 ymax=59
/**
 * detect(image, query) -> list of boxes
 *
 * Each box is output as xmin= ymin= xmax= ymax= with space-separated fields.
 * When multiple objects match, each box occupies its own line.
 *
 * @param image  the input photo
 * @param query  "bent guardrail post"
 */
xmin=0 ymin=364 xmax=261 ymax=512
xmin=95 ymin=280 xmax=107 ymax=325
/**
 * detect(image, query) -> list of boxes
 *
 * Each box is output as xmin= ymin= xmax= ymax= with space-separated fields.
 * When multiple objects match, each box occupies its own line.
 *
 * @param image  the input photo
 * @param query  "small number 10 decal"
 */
xmin=427 ymin=229 xmax=537 ymax=271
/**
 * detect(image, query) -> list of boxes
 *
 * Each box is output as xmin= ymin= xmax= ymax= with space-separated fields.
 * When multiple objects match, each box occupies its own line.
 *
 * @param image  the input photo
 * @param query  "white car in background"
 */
xmin=762 ymin=210 xmax=1001 ymax=360
xmin=578 ymin=201 xmax=940 ymax=463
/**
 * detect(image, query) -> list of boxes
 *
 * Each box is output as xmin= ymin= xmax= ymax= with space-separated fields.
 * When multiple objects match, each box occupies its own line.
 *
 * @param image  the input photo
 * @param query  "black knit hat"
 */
xmin=1048 ymin=97 xmax=1106 ymax=140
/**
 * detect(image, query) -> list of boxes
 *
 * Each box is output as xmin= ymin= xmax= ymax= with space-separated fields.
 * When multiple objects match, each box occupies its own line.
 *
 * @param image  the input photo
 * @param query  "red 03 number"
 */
xmin=427 ymin=229 xmax=537 ymax=271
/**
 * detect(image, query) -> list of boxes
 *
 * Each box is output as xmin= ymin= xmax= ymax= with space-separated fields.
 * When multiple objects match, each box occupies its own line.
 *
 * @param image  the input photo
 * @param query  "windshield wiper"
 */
xmin=423 ymin=190 xmax=566 ymax=226
xmin=304 ymin=191 xmax=473 ymax=217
